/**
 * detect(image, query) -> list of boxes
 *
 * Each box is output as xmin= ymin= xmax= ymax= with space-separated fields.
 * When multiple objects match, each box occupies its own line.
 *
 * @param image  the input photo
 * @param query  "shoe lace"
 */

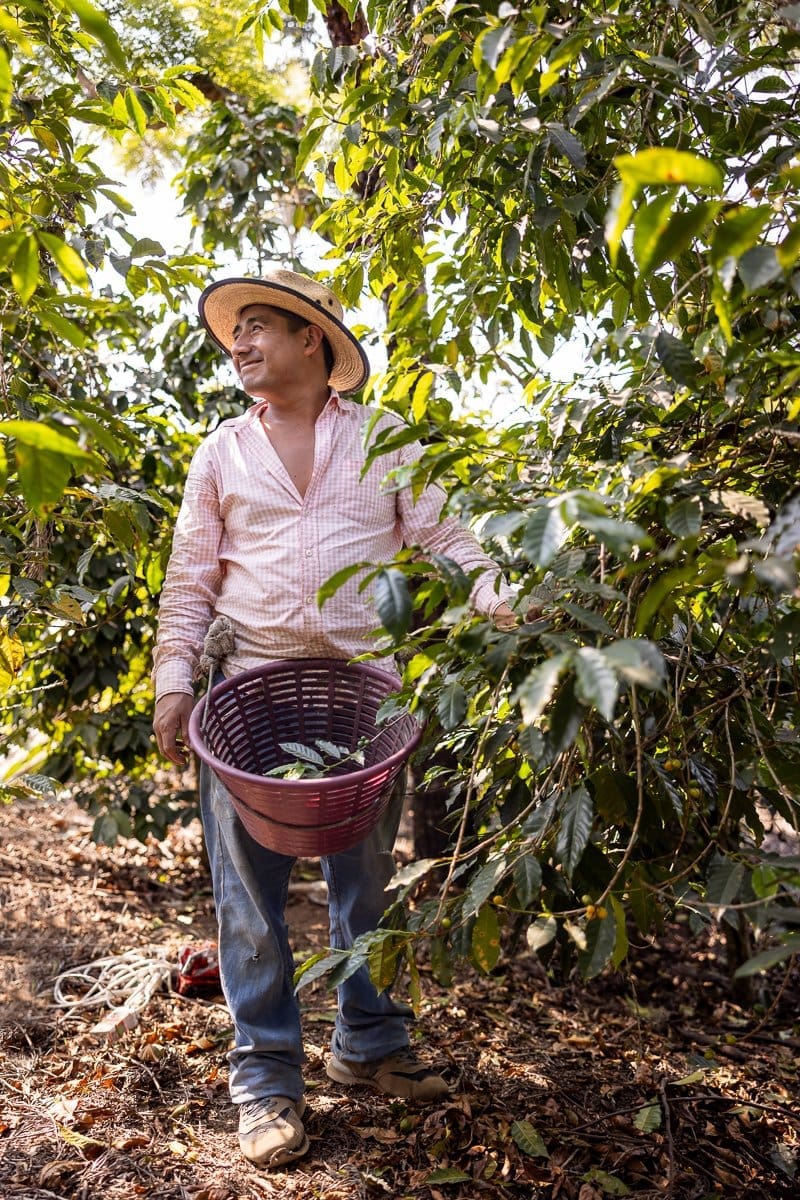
xmin=389 ymin=1047 xmax=424 ymax=1069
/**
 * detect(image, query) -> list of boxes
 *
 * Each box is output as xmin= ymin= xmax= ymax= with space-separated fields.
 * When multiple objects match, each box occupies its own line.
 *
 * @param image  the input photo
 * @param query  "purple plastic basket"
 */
xmin=187 ymin=659 xmax=423 ymax=856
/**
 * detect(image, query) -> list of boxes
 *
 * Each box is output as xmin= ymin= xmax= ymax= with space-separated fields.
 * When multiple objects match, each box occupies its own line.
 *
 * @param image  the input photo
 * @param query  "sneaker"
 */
xmin=326 ymin=1047 xmax=449 ymax=1102
xmin=237 ymin=1095 xmax=309 ymax=1167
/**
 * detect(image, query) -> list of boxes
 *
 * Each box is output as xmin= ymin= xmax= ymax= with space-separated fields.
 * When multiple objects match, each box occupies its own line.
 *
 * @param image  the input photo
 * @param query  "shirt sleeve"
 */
xmin=152 ymin=441 xmax=224 ymax=698
xmin=394 ymin=439 xmax=515 ymax=617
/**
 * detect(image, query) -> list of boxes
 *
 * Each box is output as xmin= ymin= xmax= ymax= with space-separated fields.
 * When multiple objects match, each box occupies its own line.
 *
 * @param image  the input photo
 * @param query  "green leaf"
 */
xmin=770 ymin=611 xmax=800 ymax=660
xmin=37 ymin=231 xmax=89 ymax=289
xmin=609 ymin=894 xmax=629 ymax=969
xmin=11 ymin=235 xmax=40 ymax=303
xmin=471 ymin=903 xmax=501 ymax=973
xmin=654 ymin=330 xmax=699 ymax=387
xmin=513 ymin=854 xmax=542 ymax=907
xmin=738 ymin=246 xmax=783 ymax=293
xmin=601 ymin=639 xmax=666 ymax=691
xmin=98 ymin=187 xmax=135 ymax=215
xmin=125 ymin=88 xmax=148 ymax=135
xmin=92 ymin=812 xmax=121 ymax=846
xmin=710 ymin=205 xmax=771 ymax=266
xmin=578 ymin=906 xmax=617 ymax=979
xmin=374 ymin=567 xmax=412 ymax=641
xmin=475 ymin=23 xmax=513 ymax=71
xmin=606 ymin=178 xmax=638 ymax=266
xmin=437 ymin=679 xmax=467 ymax=729
xmin=293 ymin=948 xmax=350 ymax=991
xmin=130 ymin=238 xmax=166 ymax=259
xmin=711 ymin=488 xmax=770 ymax=527
xmin=430 ymin=553 xmax=472 ymax=603
xmin=666 ymin=497 xmax=702 ymax=539
xmin=632 ymin=193 xmax=674 ymax=273
xmin=429 ymin=935 xmax=453 ymax=988
xmin=777 ymin=220 xmax=800 ymax=270
xmin=0 ymin=629 xmax=24 ymax=690
xmin=315 ymin=739 xmax=344 ymax=760
xmin=710 ymin=270 xmax=733 ymax=344
xmin=634 ymin=564 xmax=697 ymax=634
xmin=367 ymin=931 xmax=402 ymax=993
xmin=581 ymin=1167 xmax=631 ymax=1195
xmin=425 ymin=1168 xmax=472 ymax=1184
xmin=279 ymin=741 xmax=325 ymax=767
xmin=501 ymin=225 xmax=521 ymax=270
xmin=705 ymin=856 xmax=745 ymax=911
xmin=513 ymin=652 xmax=570 ymax=724
xmin=318 ymin=561 xmax=369 ymax=607
xmin=38 ymin=307 xmax=88 ymax=349
xmin=556 ymin=784 xmax=594 ymax=876
xmin=574 ymin=646 xmax=618 ymax=719
xmin=0 ymin=419 xmax=99 ymax=465
xmin=561 ymin=602 xmax=614 ymax=637
xmin=641 ymin=201 xmax=720 ymax=274
xmin=65 ymin=0 xmax=128 ymax=72
xmin=464 ymin=857 xmax=505 ymax=918
xmin=567 ymin=65 xmax=623 ymax=126
xmin=521 ymin=504 xmax=567 ymax=567
xmin=578 ymin=513 xmax=650 ymax=552
xmin=510 ymin=1119 xmax=549 ymax=1158
xmin=547 ymin=122 xmax=586 ymax=169
xmin=392 ymin=859 xmax=438 ymax=890
xmin=526 ymin=914 xmax=557 ymax=952
xmin=633 ymin=1102 xmax=662 ymax=1133
xmin=733 ymin=934 xmax=800 ymax=977
xmin=615 ymin=148 xmax=724 ymax=192
xmin=0 ymin=46 xmax=12 ymax=118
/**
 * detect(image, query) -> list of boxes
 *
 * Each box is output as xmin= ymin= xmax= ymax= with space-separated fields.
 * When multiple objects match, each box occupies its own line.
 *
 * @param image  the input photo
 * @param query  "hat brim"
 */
xmin=198 ymin=278 xmax=370 ymax=394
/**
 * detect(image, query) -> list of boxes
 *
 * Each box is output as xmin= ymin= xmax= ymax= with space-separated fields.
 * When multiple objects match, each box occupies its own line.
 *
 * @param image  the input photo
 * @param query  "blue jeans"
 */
xmin=199 ymin=762 xmax=412 ymax=1105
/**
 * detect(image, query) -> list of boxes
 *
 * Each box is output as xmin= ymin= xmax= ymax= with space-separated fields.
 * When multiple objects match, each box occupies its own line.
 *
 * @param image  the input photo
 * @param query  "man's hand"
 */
xmin=154 ymin=692 xmax=194 ymax=766
xmin=493 ymin=601 xmax=545 ymax=631
xmin=493 ymin=602 xmax=519 ymax=631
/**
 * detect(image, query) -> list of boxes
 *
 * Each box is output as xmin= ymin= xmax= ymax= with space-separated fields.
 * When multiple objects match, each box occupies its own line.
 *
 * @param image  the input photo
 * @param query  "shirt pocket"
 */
xmin=336 ymin=457 xmax=396 ymax=529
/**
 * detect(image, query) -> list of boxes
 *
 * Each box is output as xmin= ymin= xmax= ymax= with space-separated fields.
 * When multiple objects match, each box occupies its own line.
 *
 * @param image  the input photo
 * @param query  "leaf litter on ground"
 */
xmin=1 ymin=794 xmax=798 ymax=1200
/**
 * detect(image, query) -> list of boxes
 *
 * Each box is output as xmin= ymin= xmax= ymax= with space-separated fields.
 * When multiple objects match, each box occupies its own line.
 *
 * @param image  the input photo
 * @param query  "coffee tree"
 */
xmin=0 ymin=2 xmax=324 ymax=838
xmin=0 ymin=0 xmax=215 ymax=836
xmin=240 ymin=0 xmax=800 ymax=995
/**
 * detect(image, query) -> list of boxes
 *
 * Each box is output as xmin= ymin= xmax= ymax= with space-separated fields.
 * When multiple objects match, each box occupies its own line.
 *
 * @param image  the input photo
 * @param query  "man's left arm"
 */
xmin=395 ymin=442 xmax=518 ymax=628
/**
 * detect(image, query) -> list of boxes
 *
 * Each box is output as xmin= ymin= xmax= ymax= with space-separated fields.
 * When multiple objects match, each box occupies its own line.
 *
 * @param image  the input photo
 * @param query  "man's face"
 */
xmin=230 ymin=304 xmax=310 ymax=398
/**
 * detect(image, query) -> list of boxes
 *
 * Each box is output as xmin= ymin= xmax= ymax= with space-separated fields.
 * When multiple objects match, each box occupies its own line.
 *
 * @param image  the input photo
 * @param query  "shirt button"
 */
xmin=305 ymin=549 xmax=313 ymax=557
xmin=305 ymin=596 xmax=313 ymax=605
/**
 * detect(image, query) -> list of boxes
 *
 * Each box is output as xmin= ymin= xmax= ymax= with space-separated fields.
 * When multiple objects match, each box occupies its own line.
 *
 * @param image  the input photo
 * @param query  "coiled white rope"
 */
xmin=53 ymin=950 xmax=174 ymax=1038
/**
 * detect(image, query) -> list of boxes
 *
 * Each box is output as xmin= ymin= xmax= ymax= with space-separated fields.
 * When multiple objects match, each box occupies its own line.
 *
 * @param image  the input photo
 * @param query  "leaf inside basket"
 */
xmin=263 ymin=739 xmax=367 ymax=779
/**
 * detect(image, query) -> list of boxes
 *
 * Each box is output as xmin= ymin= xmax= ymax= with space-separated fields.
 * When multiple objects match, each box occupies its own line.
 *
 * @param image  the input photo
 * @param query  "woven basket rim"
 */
xmin=187 ymin=658 xmax=422 ymax=794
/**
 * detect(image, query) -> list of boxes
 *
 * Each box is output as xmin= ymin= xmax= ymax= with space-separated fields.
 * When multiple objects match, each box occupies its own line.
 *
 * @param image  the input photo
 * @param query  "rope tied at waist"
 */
xmin=194 ymin=615 xmax=236 ymax=733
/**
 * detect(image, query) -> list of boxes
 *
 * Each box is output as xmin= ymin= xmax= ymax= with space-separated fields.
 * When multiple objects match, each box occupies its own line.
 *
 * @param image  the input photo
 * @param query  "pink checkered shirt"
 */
xmin=153 ymin=393 xmax=513 ymax=698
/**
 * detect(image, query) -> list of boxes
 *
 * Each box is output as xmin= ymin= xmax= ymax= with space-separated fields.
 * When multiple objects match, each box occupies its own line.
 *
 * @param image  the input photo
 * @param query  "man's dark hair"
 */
xmin=269 ymin=304 xmax=335 ymax=378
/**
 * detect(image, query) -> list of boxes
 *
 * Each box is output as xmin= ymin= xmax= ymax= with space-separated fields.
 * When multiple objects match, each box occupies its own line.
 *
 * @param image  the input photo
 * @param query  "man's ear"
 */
xmin=303 ymin=324 xmax=325 ymax=356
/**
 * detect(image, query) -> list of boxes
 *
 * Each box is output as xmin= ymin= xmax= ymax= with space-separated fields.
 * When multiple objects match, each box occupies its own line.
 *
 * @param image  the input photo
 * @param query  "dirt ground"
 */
xmin=1 ymin=790 xmax=798 ymax=1200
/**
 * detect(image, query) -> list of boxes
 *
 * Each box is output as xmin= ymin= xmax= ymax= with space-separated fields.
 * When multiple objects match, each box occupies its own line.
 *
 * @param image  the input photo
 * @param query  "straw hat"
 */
xmin=198 ymin=268 xmax=370 ymax=394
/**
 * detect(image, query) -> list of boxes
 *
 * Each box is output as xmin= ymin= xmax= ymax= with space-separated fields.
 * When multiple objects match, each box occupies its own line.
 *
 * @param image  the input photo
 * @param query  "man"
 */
xmin=153 ymin=268 xmax=517 ymax=1169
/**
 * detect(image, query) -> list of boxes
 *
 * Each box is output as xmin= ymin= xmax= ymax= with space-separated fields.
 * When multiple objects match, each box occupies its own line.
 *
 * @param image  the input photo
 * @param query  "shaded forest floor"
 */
xmin=1 ymin=793 xmax=798 ymax=1200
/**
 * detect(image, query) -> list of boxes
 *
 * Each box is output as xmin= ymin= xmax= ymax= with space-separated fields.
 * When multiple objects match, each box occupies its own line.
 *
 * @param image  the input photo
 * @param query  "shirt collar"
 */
xmin=329 ymin=389 xmax=354 ymax=413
